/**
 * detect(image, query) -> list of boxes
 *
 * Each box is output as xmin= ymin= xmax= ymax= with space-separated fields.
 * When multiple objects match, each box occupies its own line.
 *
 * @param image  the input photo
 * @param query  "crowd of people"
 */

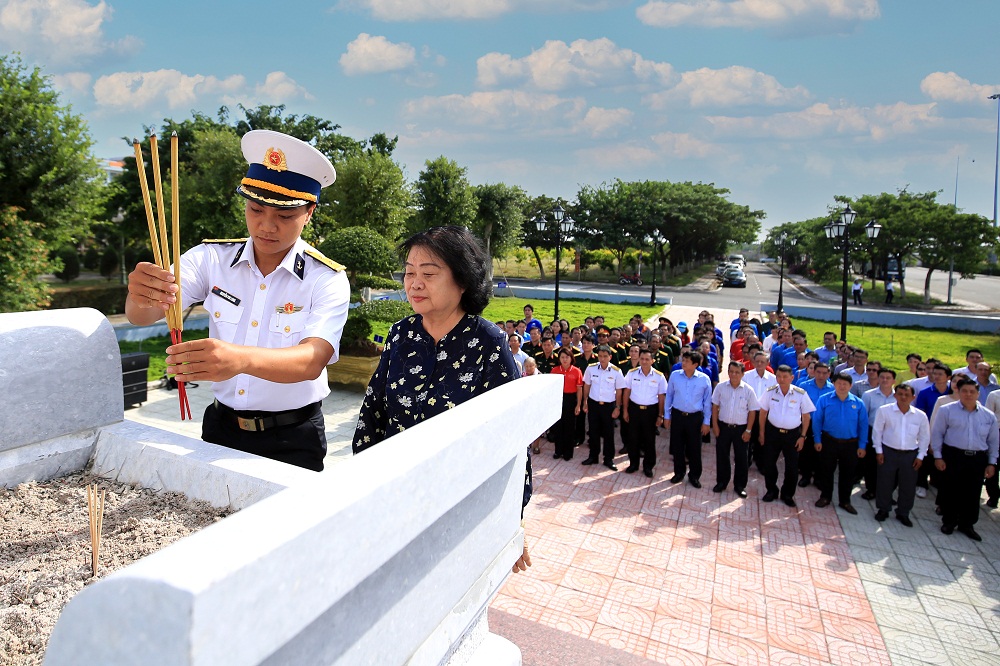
xmin=503 ymin=304 xmax=1000 ymax=542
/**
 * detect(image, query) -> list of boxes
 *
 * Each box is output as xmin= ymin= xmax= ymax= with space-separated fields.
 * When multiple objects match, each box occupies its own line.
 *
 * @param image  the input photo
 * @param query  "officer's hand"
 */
xmin=935 ymin=459 xmax=946 ymax=472
xmin=987 ymin=465 xmax=996 ymax=480
xmin=511 ymin=542 xmax=532 ymax=573
xmin=623 ymin=410 xmax=630 ymax=423
xmin=912 ymin=458 xmax=922 ymax=471
xmin=876 ymin=453 xmax=885 ymax=465
xmin=712 ymin=425 xmax=720 ymax=438
xmin=795 ymin=437 xmax=804 ymax=452
xmin=166 ymin=337 xmax=245 ymax=383
xmin=583 ymin=402 xmax=589 ymax=414
xmin=700 ymin=424 xmax=710 ymax=437
xmin=741 ymin=431 xmax=751 ymax=442
xmin=857 ymin=448 xmax=866 ymax=459
xmin=128 ymin=262 xmax=176 ymax=312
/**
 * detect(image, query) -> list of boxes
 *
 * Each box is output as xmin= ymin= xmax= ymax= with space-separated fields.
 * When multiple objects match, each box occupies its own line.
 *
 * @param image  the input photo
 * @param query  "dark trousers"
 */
xmin=862 ymin=426 xmax=878 ymax=494
xmin=575 ymin=407 xmax=587 ymax=445
xmin=619 ymin=412 xmax=630 ymax=453
xmin=940 ymin=444 xmax=988 ymax=529
xmin=876 ymin=446 xmax=918 ymax=518
xmin=885 ymin=290 xmax=894 ymax=304
xmin=761 ymin=422 xmax=800 ymax=498
xmin=202 ymin=400 xmax=326 ymax=472
xmin=716 ymin=422 xmax=749 ymax=491
xmin=853 ymin=290 xmax=863 ymax=305
xmin=627 ymin=401 xmax=659 ymax=472
xmin=817 ymin=433 xmax=860 ymax=505
xmin=587 ymin=399 xmax=616 ymax=464
xmin=747 ymin=416 xmax=762 ymax=467
xmin=986 ymin=466 xmax=1000 ymax=502
xmin=798 ymin=435 xmax=817 ymax=482
xmin=555 ymin=393 xmax=578 ymax=459
xmin=670 ymin=408 xmax=703 ymax=480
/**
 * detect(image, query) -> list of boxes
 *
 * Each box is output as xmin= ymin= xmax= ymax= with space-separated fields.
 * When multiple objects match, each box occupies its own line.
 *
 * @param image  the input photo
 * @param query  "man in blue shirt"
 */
xmin=815 ymin=331 xmax=839 ymax=366
xmin=813 ymin=372 xmax=869 ymax=514
xmin=522 ymin=303 xmax=542 ymax=334
xmin=664 ymin=350 xmax=713 ymax=488
xmin=797 ymin=363 xmax=835 ymax=489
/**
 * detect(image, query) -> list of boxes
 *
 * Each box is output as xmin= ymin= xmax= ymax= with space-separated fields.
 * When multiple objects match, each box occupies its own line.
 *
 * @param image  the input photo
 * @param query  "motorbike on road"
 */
xmin=619 ymin=273 xmax=643 ymax=286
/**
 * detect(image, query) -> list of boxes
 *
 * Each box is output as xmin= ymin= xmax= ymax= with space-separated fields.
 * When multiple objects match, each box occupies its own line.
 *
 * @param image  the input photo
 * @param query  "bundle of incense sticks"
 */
xmin=86 ymin=483 xmax=106 ymax=578
xmin=132 ymin=132 xmax=192 ymax=420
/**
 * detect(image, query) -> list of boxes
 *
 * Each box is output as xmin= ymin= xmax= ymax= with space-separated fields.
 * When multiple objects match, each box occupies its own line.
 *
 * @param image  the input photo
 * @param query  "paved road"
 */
xmin=902 ymin=266 xmax=1000 ymax=310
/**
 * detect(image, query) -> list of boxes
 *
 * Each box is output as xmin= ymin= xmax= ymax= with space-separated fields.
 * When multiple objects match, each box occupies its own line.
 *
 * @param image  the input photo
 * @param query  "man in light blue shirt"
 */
xmin=813 ymin=372 xmax=869 ymax=514
xmin=815 ymin=331 xmax=839 ymax=366
xmin=664 ymin=350 xmax=713 ymax=488
xmin=797 ymin=363 xmax=835 ymax=489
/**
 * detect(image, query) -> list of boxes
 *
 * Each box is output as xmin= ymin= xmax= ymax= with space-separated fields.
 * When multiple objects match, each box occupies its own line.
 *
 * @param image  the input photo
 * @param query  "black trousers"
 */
xmin=853 ymin=290 xmax=863 ymax=305
xmin=862 ymin=426 xmax=878 ymax=494
xmin=877 ymin=446 xmax=919 ymax=518
xmin=798 ymin=434 xmax=817 ymax=482
xmin=885 ymin=290 xmax=894 ymax=304
xmin=628 ymin=401 xmax=659 ymax=472
xmin=587 ymin=399 xmax=617 ymax=464
xmin=670 ymin=408 xmax=703 ymax=480
xmin=555 ymin=393 xmax=578 ymax=459
xmin=940 ymin=444 xmax=988 ymax=529
xmin=747 ymin=416 xmax=762 ymax=467
xmin=575 ymin=407 xmax=587 ymax=446
xmin=202 ymin=400 xmax=326 ymax=472
xmin=716 ymin=422 xmax=749 ymax=491
xmin=761 ymin=422 xmax=800 ymax=498
xmin=817 ymin=433 xmax=860 ymax=505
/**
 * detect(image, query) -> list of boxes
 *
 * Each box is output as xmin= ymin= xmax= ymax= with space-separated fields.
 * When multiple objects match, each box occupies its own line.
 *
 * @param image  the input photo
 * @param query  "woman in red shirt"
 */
xmin=551 ymin=346 xmax=583 ymax=461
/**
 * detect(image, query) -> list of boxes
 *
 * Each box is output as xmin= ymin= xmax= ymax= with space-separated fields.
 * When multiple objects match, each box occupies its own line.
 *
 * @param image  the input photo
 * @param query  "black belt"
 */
xmin=720 ymin=421 xmax=747 ymax=429
xmin=767 ymin=423 xmax=801 ymax=434
xmin=588 ymin=398 xmax=617 ymax=406
xmin=943 ymin=444 xmax=987 ymax=457
xmin=214 ymin=399 xmax=318 ymax=432
xmin=630 ymin=401 xmax=655 ymax=410
xmin=672 ymin=408 xmax=702 ymax=417
xmin=823 ymin=434 xmax=858 ymax=445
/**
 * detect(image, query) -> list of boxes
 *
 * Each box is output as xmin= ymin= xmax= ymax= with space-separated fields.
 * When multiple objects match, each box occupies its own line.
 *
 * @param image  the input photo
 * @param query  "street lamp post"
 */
xmin=990 ymin=93 xmax=1000 ymax=227
xmin=825 ymin=205 xmax=881 ymax=341
xmin=534 ymin=204 xmax=574 ymax=319
xmin=776 ymin=233 xmax=796 ymax=313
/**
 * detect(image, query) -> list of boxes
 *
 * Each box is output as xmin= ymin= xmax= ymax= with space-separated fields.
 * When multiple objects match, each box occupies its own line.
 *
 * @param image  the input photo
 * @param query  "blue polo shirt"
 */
xmin=915 ymin=383 xmax=950 ymax=416
xmin=801 ymin=378 xmax=835 ymax=408
xmin=813 ymin=391 xmax=869 ymax=448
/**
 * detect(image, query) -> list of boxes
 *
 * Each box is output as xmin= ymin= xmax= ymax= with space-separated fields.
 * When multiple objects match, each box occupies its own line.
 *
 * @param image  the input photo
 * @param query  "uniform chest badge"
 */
xmin=264 ymin=147 xmax=288 ymax=171
xmin=277 ymin=302 xmax=303 ymax=314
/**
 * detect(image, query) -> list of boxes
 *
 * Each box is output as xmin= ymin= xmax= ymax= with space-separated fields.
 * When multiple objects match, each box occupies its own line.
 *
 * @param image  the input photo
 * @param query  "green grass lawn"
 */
xmin=493 ymin=257 xmax=713 ymax=288
xmin=790 ymin=317 xmax=1000 ymax=376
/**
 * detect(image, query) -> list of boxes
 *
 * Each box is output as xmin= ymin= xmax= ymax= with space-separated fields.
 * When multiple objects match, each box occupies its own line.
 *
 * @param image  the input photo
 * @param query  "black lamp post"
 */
xmin=534 ymin=204 xmax=574 ymax=319
xmin=776 ymin=233 xmax=796 ymax=313
xmin=825 ymin=205 xmax=881 ymax=341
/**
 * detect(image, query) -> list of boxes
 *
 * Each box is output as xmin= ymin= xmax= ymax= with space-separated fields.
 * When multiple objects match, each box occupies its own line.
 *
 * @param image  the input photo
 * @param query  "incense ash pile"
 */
xmin=0 ymin=470 xmax=231 ymax=665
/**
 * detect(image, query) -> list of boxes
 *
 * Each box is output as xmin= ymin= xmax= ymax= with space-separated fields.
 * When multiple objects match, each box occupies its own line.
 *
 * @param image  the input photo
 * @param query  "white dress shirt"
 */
xmin=624 ymin=367 xmax=668 ymax=405
xmin=584 ymin=363 xmax=627 ymax=403
xmin=871 ymin=403 xmax=930 ymax=458
xmin=712 ymin=381 xmax=760 ymax=426
xmin=745 ymin=369 xmax=777 ymax=400
xmin=760 ymin=385 xmax=815 ymax=429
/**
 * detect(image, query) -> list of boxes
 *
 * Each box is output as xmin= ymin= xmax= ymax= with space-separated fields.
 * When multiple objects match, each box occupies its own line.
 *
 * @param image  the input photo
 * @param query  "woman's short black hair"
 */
xmin=399 ymin=226 xmax=492 ymax=315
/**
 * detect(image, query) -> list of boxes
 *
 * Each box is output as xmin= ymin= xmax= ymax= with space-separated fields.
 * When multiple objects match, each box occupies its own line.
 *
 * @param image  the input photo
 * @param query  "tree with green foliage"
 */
xmin=411 ymin=156 xmax=477 ymax=234
xmin=100 ymin=247 xmax=120 ymax=282
xmin=0 ymin=55 xmax=106 ymax=248
xmin=913 ymin=205 xmax=996 ymax=304
xmin=472 ymin=183 xmax=527 ymax=276
xmin=318 ymin=226 xmax=397 ymax=280
xmin=329 ymin=151 xmax=412 ymax=241
xmin=0 ymin=207 xmax=51 ymax=312
xmin=576 ymin=181 xmax=636 ymax=276
xmin=53 ymin=245 xmax=80 ymax=283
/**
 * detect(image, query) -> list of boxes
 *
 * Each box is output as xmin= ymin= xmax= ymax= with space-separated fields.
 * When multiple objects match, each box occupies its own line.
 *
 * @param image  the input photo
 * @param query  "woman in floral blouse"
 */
xmin=352 ymin=225 xmax=532 ymax=572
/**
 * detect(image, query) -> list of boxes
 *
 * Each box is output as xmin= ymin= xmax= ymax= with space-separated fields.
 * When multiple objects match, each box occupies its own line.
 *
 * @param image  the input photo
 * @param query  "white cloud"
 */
xmin=920 ymin=72 xmax=998 ymax=105
xmin=51 ymin=71 xmax=91 ymax=94
xmin=574 ymin=143 xmax=660 ymax=168
xmin=92 ymin=69 xmax=246 ymax=110
xmin=706 ymin=101 xmax=939 ymax=140
xmin=650 ymin=131 xmax=720 ymax=158
xmin=404 ymin=90 xmax=587 ymax=131
xmin=636 ymin=0 xmax=880 ymax=32
xmin=646 ymin=65 xmax=810 ymax=108
xmin=342 ymin=0 xmax=618 ymax=21
xmin=255 ymin=71 xmax=312 ymax=101
xmin=578 ymin=107 xmax=633 ymax=137
xmin=0 ymin=0 xmax=139 ymax=64
xmin=477 ymin=38 xmax=674 ymax=91
xmin=340 ymin=33 xmax=416 ymax=75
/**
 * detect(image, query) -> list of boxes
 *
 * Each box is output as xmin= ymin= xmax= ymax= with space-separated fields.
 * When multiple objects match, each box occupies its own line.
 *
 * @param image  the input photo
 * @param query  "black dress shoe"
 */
xmin=861 ymin=490 xmax=876 ymax=501
xmin=625 ymin=466 xmax=639 ymax=474
xmin=564 ymin=454 xmax=573 ymax=461
xmin=896 ymin=514 xmax=913 ymax=527
xmin=782 ymin=496 xmax=796 ymax=508
xmin=553 ymin=452 xmax=561 ymax=459
xmin=619 ymin=447 xmax=628 ymax=454
xmin=988 ymin=498 xmax=999 ymax=509
xmin=604 ymin=462 xmax=618 ymax=471
xmin=797 ymin=477 xmax=811 ymax=488
xmin=874 ymin=510 xmax=889 ymax=522
xmin=762 ymin=491 xmax=777 ymax=503
xmin=941 ymin=524 xmax=955 ymax=535
xmin=839 ymin=503 xmax=858 ymax=515
xmin=670 ymin=474 xmax=684 ymax=483
xmin=690 ymin=479 xmax=701 ymax=489
xmin=713 ymin=483 xmax=726 ymax=493
xmin=644 ymin=470 xmax=654 ymax=478
xmin=958 ymin=526 xmax=983 ymax=542
xmin=736 ymin=489 xmax=748 ymax=498
xmin=582 ymin=458 xmax=598 ymax=465
xmin=935 ymin=506 xmax=943 ymax=515
xmin=815 ymin=497 xmax=831 ymax=508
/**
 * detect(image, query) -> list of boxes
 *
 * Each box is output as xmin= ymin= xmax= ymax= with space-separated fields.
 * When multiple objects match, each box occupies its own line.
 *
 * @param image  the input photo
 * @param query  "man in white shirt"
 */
xmin=711 ymin=361 xmax=759 ymax=497
xmin=744 ymin=351 xmax=777 ymax=469
xmin=508 ymin=333 xmax=529 ymax=374
xmin=582 ymin=344 xmax=626 ymax=470
xmin=871 ymin=383 xmax=929 ymax=527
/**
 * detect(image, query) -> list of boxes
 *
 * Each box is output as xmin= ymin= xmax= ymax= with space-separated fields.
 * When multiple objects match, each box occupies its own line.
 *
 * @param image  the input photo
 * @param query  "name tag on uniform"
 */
xmin=211 ymin=286 xmax=241 ymax=307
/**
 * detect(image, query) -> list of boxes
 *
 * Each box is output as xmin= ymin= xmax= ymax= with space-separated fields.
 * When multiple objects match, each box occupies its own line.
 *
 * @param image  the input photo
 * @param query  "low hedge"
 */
xmin=48 ymin=284 xmax=128 ymax=314
xmin=353 ymin=274 xmax=402 ymax=290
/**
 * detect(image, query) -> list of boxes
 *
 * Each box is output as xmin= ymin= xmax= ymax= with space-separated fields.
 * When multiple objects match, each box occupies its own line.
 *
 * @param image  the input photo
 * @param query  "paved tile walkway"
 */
xmin=123 ymin=304 xmax=1000 ymax=665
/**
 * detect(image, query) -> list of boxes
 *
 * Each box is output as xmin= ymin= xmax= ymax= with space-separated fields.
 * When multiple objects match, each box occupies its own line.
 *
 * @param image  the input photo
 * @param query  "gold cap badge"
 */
xmin=263 ymin=147 xmax=288 ymax=172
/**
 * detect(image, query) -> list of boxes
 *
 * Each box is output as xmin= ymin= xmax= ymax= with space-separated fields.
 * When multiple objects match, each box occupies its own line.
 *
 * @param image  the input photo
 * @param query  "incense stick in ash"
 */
xmin=87 ymin=483 xmax=106 ymax=578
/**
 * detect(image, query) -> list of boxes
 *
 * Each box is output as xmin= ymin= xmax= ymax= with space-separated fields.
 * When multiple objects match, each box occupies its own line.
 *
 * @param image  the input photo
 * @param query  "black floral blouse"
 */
xmin=352 ymin=313 xmax=532 ymax=509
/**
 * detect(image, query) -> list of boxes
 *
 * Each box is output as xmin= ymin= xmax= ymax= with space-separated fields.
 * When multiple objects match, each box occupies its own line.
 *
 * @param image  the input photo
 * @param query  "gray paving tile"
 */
xmin=918 ymin=594 xmax=987 ymax=629
xmin=934 ymin=638 xmax=1000 ymax=665
xmin=910 ymin=575 xmax=975 ymax=604
xmin=856 ymin=561 xmax=912 ymax=587
xmin=938 ymin=549 xmax=995 ymax=572
xmin=863 ymin=582 xmax=924 ymax=613
xmin=896 ymin=555 xmax=956 ymax=582
xmin=880 ymin=628 xmax=951 ymax=665
xmin=934 ymin=619 xmax=999 ymax=652
xmin=870 ymin=601 xmax=935 ymax=634
xmin=851 ymin=546 xmax=903 ymax=569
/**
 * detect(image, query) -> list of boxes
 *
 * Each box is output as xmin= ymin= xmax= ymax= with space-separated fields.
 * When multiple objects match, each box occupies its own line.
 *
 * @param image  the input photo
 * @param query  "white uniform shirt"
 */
xmin=584 ymin=363 xmax=627 ymax=403
xmin=511 ymin=349 xmax=529 ymax=373
xmin=761 ymin=385 xmax=816 ymax=429
xmin=906 ymin=376 xmax=931 ymax=395
xmin=745 ymin=369 xmax=777 ymax=400
xmin=712 ymin=381 xmax=760 ymax=426
xmin=871 ymin=403 xmax=930 ymax=458
xmin=624 ymin=367 xmax=668 ymax=405
xmin=180 ymin=238 xmax=350 ymax=412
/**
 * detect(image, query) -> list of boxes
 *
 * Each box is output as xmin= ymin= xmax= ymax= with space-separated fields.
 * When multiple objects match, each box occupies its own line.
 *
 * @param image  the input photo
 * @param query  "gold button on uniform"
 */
xmin=238 ymin=389 xmax=245 ymax=395
xmin=214 ymin=311 xmax=221 ymax=318
xmin=251 ymin=320 xmax=258 ymax=328
xmin=284 ymin=326 xmax=291 ymax=333
xmin=259 ymin=284 xmax=266 ymax=290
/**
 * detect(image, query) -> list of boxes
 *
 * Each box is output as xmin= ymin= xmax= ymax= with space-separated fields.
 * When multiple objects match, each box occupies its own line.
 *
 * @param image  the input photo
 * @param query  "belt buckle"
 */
xmin=965 ymin=449 xmax=977 ymax=456
xmin=237 ymin=416 xmax=260 ymax=432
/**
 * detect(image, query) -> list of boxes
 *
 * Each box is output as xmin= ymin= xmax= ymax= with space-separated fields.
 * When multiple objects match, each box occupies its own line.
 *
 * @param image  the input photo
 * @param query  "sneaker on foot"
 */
xmin=915 ymin=486 xmax=927 ymax=499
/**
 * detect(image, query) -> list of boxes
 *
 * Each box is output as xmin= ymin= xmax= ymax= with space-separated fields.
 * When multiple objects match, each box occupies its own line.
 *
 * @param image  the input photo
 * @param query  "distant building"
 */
xmin=99 ymin=158 xmax=125 ymax=182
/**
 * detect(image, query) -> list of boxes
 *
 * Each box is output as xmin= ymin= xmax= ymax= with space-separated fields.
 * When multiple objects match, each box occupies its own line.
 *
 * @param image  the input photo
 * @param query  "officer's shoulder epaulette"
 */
xmin=304 ymin=248 xmax=345 ymax=272
xmin=534 ymin=350 xmax=545 ymax=358
xmin=652 ymin=368 xmax=665 ymax=376
xmin=202 ymin=237 xmax=248 ymax=244
xmin=625 ymin=365 xmax=639 ymax=373
xmin=766 ymin=384 xmax=780 ymax=391
xmin=791 ymin=385 xmax=806 ymax=394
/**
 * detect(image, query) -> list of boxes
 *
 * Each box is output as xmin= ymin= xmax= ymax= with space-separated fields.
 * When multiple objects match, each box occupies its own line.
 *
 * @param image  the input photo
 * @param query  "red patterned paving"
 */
xmin=491 ymin=430 xmax=891 ymax=665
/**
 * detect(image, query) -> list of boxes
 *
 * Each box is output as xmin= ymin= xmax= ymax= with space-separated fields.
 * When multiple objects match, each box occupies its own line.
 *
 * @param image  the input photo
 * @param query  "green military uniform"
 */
xmin=534 ymin=350 xmax=559 ymax=374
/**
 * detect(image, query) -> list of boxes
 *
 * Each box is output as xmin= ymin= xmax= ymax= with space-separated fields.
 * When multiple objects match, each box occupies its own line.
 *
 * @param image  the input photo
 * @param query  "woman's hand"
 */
xmin=511 ymin=542 xmax=532 ymax=573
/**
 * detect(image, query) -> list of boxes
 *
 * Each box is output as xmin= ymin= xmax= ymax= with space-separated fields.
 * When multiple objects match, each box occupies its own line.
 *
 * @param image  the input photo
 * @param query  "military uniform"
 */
xmin=574 ymin=352 xmax=599 ymax=445
xmin=624 ymin=367 xmax=668 ymax=476
xmin=759 ymin=384 xmax=816 ymax=503
xmin=534 ymin=350 xmax=559 ymax=374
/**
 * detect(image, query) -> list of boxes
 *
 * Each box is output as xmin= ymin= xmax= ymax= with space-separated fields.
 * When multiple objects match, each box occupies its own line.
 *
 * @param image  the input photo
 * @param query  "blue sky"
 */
xmin=3 ymin=0 xmax=999 ymax=232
